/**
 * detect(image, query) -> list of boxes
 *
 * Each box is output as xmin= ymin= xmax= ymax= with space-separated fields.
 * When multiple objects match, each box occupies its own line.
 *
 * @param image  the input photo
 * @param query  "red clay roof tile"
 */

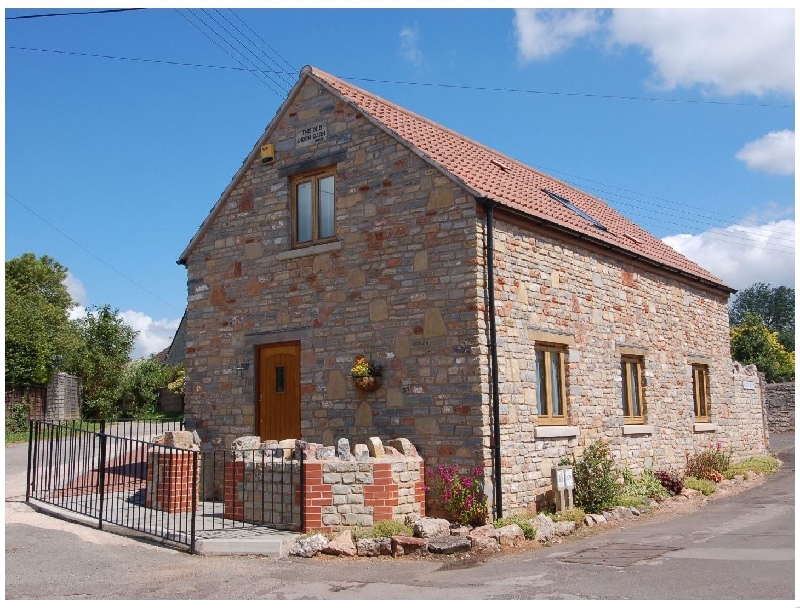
xmin=309 ymin=67 xmax=729 ymax=290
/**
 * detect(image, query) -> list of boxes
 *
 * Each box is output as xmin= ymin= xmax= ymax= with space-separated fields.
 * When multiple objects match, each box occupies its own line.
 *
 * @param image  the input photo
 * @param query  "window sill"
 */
xmin=623 ymin=424 xmax=654 ymax=436
xmin=693 ymin=422 xmax=717 ymax=433
xmin=276 ymin=240 xmax=341 ymax=260
xmin=534 ymin=425 xmax=580 ymax=439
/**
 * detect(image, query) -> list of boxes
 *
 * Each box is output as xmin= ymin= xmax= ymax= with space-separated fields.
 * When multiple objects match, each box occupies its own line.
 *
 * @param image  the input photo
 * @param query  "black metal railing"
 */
xmin=26 ymin=420 xmax=304 ymax=553
xmin=196 ymin=446 xmax=304 ymax=533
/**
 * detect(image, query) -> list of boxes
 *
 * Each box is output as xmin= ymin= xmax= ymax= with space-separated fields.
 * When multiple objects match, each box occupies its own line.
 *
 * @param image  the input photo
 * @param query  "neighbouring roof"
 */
xmin=179 ymin=65 xmax=730 ymax=292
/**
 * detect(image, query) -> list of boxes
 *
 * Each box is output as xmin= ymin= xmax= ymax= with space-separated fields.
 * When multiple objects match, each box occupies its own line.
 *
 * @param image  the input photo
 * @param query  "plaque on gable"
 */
xmin=296 ymin=122 xmax=327 ymax=148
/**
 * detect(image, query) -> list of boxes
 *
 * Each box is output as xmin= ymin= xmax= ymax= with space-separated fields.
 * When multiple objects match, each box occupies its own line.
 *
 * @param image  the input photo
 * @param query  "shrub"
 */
xmin=569 ymin=440 xmax=621 ymax=513
xmin=426 ymin=464 xmax=488 ymax=526
xmin=370 ymin=519 xmax=413 ymax=538
xmin=685 ymin=443 xmax=732 ymax=481
xmin=621 ymin=468 xmax=670 ymax=500
xmin=6 ymin=399 xmax=30 ymax=434
xmin=654 ymin=469 xmax=684 ymax=496
xmin=550 ymin=507 xmax=585 ymax=523
xmin=684 ymin=476 xmax=716 ymax=496
xmin=726 ymin=456 xmax=780 ymax=478
xmin=493 ymin=514 xmax=536 ymax=539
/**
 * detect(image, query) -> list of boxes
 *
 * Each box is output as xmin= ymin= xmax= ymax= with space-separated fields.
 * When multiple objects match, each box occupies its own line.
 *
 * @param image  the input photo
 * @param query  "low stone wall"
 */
xmin=221 ymin=436 xmax=425 ymax=533
xmin=765 ymin=382 xmax=794 ymax=432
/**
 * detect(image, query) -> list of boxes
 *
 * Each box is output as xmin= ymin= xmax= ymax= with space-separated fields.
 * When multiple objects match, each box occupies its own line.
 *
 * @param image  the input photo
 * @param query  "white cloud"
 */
xmin=607 ymin=9 xmax=794 ymax=96
xmin=63 ymin=273 xmax=87 ymax=320
xmin=514 ymin=8 xmax=603 ymax=62
xmin=735 ymin=130 xmax=795 ymax=175
xmin=663 ymin=219 xmax=795 ymax=290
xmin=399 ymin=24 xmax=423 ymax=66
xmin=119 ymin=310 xmax=182 ymax=360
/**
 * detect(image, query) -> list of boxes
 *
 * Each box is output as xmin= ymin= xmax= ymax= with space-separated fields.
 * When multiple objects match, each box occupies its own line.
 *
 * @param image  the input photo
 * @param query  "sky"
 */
xmin=3 ymin=5 xmax=796 ymax=359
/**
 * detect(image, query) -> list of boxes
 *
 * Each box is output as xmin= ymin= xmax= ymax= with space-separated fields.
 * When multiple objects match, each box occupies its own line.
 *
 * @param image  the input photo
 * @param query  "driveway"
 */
xmin=5 ymin=434 xmax=794 ymax=600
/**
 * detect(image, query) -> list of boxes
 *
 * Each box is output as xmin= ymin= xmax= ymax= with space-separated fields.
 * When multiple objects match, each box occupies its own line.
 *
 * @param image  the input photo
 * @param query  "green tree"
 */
xmin=119 ymin=358 xmax=169 ymax=418
xmin=72 ymin=305 xmax=138 ymax=419
xmin=4 ymin=253 xmax=80 ymax=386
xmin=729 ymin=283 xmax=795 ymax=351
xmin=730 ymin=313 xmax=795 ymax=383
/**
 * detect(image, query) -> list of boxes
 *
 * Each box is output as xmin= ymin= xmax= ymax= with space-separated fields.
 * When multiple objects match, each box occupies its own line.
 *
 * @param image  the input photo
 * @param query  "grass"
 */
xmin=613 ymin=494 xmax=647 ymax=508
xmin=493 ymin=514 xmax=536 ymax=539
xmin=725 ymin=456 xmax=780 ymax=478
xmin=5 ymin=430 xmax=30 ymax=445
xmin=350 ymin=519 xmax=414 ymax=541
xmin=684 ymin=476 xmax=716 ymax=495
xmin=550 ymin=507 xmax=586 ymax=523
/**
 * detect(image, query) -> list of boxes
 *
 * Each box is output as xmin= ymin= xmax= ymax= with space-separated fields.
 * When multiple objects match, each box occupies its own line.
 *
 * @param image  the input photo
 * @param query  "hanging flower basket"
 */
xmin=352 ymin=375 xmax=382 ymax=393
xmin=351 ymin=356 xmax=383 ymax=393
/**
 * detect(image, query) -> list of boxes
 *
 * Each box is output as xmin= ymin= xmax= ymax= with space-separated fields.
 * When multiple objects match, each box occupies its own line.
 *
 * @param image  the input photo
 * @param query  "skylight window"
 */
xmin=542 ymin=189 xmax=607 ymax=232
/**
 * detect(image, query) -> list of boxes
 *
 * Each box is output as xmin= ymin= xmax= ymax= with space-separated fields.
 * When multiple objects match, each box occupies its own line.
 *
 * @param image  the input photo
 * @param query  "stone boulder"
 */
xmin=356 ymin=537 xmax=392 ymax=557
xmin=289 ymin=534 xmax=328 ymax=558
xmin=337 ymin=438 xmax=351 ymax=461
xmin=391 ymin=535 xmax=428 ymax=557
xmin=316 ymin=446 xmax=335 ymax=460
xmin=553 ymin=521 xmax=576 ymax=536
xmin=277 ymin=439 xmax=296 ymax=460
xmin=156 ymin=431 xmax=200 ymax=450
xmin=231 ymin=435 xmax=261 ymax=459
xmin=427 ymin=536 xmax=472 ymax=554
xmin=489 ymin=524 xmax=524 ymax=547
xmin=321 ymin=530 xmax=356 ymax=557
xmin=413 ymin=518 xmax=451 ymax=538
xmin=533 ymin=514 xmax=555 ymax=542
xmin=366 ymin=437 xmax=385 ymax=458
xmin=387 ymin=438 xmax=418 ymax=457
xmin=352 ymin=444 xmax=370 ymax=461
xmin=468 ymin=534 xmax=501 ymax=553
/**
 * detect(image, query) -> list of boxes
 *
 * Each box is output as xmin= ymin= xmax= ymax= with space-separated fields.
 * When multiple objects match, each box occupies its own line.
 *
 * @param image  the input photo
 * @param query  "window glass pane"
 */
xmin=296 ymin=182 xmax=312 ymax=243
xmin=621 ymin=363 xmax=630 ymax=416
xmin=318 ymin=175 xmax=335 ymax=238
xmin=536 ymin=350 xmax=547 ymax=416
xmin=630 ymin=363 xmax=640 ymax=417
xmin=275 ymin=366 xmax=285 ymax=393
xmin=549 ymin=352 xmax=562 ymax=416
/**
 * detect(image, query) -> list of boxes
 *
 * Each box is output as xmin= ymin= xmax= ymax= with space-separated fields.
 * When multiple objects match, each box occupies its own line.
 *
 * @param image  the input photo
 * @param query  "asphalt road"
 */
xmin=4 ymin=434 xmax=795 ymax=600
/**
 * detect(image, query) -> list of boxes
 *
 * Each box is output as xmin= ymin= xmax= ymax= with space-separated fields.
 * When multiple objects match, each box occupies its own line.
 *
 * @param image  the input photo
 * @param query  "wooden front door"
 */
xmin=257 ymin=342 xmax=301 ymax=441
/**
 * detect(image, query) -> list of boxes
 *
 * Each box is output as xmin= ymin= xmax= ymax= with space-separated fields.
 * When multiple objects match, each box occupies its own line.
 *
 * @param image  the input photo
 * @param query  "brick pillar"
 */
xmin=416 ymin=462 xmax=426 ymax=517
xmin=364 ymin=462 xmax=399 ymax=522
xmin=145 ymin=451 xmax=197 ymax=513
xmin=223 ymin=460 xmax=245 ymax=521
xmin=302 ymin=462 xmax=333 ymax=532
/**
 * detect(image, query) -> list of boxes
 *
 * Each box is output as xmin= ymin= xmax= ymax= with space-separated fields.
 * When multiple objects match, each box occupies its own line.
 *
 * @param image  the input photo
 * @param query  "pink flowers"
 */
xmin=425 ymin=462 xmax=488 ymax=526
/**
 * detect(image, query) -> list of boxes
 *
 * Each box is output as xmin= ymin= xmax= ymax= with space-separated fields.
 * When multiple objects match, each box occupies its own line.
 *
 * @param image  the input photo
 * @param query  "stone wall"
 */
xmin=183 ymin=76 xmax=485 ymax=475
xmin=486 ymin=213 xmax=768 ymax=513
xmin=220 ymin=436 xmax=424 ymax=533
xmin=765 ymin=381 xmax=794 ymax=432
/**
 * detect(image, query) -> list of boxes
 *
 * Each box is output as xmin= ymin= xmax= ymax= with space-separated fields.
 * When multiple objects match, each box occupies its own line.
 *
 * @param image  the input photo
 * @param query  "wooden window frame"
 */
xmin=692 ymin=364 xmax=710 ymax=422
xmin=290 ymin=167 xmax=337 ymax=249
xmin=621 ymin=356 xmax=646 ymax=424
xmin=535 ymin=343 xmax=568 ymax=425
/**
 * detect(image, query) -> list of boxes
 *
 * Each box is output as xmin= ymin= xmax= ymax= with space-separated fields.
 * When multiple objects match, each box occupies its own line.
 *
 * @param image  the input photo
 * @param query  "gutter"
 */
xmin=477 ymin=196 xmax=503 ymax=520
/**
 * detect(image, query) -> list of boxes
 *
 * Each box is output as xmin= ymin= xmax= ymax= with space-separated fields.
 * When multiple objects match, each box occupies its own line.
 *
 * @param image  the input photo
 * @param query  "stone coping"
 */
xmin=534 ymin=426 xmax=580 ymax=439
xmin=622 ymin=424 xmax=654 ymax=435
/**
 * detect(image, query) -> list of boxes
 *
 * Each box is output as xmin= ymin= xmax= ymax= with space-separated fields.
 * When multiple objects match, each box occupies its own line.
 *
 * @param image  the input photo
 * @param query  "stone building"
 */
xmin=178 ymin=66 xmax=768 ymax=517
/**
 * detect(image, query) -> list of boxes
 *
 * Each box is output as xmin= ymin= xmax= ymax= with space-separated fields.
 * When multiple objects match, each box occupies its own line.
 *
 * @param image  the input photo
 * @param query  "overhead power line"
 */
xmin=6 ymin=191 xmax=183 ymax=312
xmin=7 ymin=8 xmax=146 ymax=20
xmin=7 ymin=45 xmax=793 ymax=110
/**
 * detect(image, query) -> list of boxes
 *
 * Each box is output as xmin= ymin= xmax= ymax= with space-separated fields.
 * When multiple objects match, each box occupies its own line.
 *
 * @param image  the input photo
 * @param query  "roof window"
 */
xmin=542 ymin=188 xmax=607 ymax=232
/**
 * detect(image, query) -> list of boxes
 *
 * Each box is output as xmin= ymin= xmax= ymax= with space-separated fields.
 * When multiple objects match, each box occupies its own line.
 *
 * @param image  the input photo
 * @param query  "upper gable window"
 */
xmin=291 ymin=169 xmax=336 ymax=248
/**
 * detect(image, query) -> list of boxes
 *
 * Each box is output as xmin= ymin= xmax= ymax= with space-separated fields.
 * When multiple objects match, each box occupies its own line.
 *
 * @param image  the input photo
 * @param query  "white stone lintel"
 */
xmin=693 ymin=423 xmax=718 ymax=433
xmin=534 ymin=425 xmax=580 ymax=439
xmin=276 ymin=240 xmax=341 ymax=261
xmin=623 ymin=424 xmax=654 ymax=435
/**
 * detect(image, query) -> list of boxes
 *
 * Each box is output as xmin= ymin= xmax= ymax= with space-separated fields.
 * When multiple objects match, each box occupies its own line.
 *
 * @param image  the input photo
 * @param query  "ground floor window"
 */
xmin=535 ymin=344 xmax=567 ymax=425
xmin=621 ymin=356 xmax=645 ymax=423
xmin=692 ymin=364 xmax=710 ymax=422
